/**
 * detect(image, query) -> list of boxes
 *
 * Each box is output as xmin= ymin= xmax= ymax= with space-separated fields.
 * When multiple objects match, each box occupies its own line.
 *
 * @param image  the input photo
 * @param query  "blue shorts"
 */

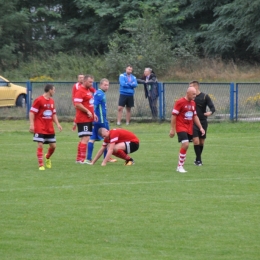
xmin=90 ymin=121 xmax=110 ymax=141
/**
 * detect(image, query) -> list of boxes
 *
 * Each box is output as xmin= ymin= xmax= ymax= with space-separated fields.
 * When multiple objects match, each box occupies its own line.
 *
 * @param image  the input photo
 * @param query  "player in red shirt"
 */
xmin=29 ymin=84 xmax=62 ymax=170
xmin=71 ymin=74 xmax=96 ymax=131
xmin=74 ymin=74 xmax=98 ymax=163
xmin=90 ymin=128 xmax=139 ymax=166
xmin=169 ymin=86 xmax=205 ymax=173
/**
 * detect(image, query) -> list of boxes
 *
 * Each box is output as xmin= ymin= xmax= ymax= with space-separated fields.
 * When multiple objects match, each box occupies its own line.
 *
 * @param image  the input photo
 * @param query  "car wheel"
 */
xmin=16 ymin=95 xmax=26 ymax=108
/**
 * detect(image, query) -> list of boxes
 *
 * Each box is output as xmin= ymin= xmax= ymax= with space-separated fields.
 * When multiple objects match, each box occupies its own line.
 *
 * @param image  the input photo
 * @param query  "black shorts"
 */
xmin=125 ymin=142 xmax=139 ymax=154
xmin=118 ymin=94 xmax=134 ymax=107
xmin=177 ymin=132 xmax=193 ymax=143
xmin=77 ymin=122 xmax=93 ymax=138
xmin=33 ymin=133 xmax=56 ymax=144
xmin=193 ymin=120 xmax=208 ymax=139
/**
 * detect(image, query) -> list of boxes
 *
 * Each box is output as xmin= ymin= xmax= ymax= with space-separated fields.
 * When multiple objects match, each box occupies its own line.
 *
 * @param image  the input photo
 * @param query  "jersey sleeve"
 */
xmin=206 ymin=94 xmax=216 ymax=114
xmin=172 ymin=100 xmax=182 ymax=115
xmin=30 ymin=98 xmax=41 ymax=114
xmin=74 ymin=90 xmax=83 ymax=104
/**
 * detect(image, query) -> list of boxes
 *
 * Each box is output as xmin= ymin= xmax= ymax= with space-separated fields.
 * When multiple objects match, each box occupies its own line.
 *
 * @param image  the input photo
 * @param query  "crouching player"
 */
xmin=90 ymin=127 xmax=139 ymax=166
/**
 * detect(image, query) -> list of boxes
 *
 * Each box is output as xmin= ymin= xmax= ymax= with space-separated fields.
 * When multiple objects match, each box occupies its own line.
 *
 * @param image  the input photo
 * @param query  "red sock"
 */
xmin=178 ymin=148 xmax=187 ymax=167
xmin=79 ymin=142 xmax=87 ymax=162
xmin=113 ymin=149 xmax=131 ymax=160
xmin=46 ymin=147 xmax=55 ymax=159
xmin=37 ymin=147 xmax=43 ymax=167
xmin=76 ymin=142 xmax=81 ymax=161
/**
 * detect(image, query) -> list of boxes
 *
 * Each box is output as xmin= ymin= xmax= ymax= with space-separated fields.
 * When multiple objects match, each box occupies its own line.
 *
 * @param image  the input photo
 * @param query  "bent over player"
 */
xmin=29 ymin=84 xmax=62 ymax=170
xmin=91 ymin=128 xmax=139 ymax=166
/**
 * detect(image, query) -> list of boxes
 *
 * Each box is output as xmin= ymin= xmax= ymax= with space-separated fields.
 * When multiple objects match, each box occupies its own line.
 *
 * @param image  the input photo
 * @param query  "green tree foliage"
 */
xmin=198 ymin=0 xmax=260 ymax=60
xmin=104 ymin=16 xmax=176 ymax=78
xmin=0 ymin=0 xmax=29 ymax=69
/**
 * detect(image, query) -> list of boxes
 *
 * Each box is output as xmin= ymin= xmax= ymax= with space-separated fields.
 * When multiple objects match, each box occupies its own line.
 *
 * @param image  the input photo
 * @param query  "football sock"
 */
xmin=178 ymin=148 xmax=187 ymax=166
xmin=194 ymin=145 xmax=201 ymax=161
xmin=37 ymin=147 xmax=43 ymax=166
xmin=76 ymin=142 xmax=81 ymax=161
xmin=87 ymin=142 xmax=94 ymax=160
xmin=80 ymin=142 xmax=87 ymax=162
xmin=113 ymin=149 xmax=131 ymax=160
xmin=200 ymin=145 xmax=204 ymax=154
xmin=46 ymin=147 xmax=55 ymax=159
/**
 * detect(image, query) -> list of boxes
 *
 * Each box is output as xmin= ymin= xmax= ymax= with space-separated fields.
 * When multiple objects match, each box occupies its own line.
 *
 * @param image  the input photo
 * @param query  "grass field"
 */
xmin=0 ymin=120 xmax=260 ymax=260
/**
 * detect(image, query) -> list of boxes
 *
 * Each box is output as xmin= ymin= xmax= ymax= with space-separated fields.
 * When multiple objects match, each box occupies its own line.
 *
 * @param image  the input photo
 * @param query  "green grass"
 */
xmin=0 ymin=121 xmax=260 ymax=260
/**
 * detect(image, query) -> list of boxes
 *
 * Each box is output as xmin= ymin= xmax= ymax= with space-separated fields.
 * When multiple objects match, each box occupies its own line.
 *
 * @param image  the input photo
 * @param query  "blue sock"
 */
xmin=104 ymin=148 xmax=107 ymax=158
xmin=87 ymin=142 xmax=94 ymax=160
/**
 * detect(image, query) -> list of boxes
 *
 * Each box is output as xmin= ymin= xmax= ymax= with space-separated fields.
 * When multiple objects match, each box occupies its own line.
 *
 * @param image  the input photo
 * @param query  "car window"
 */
xmin=0 ymin=78 xmax=8 ymax=87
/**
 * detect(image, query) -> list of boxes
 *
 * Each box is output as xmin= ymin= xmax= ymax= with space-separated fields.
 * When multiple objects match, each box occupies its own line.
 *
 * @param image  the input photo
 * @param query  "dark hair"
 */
xmin=126 ymin=64 xmax=133 ymax=69
xmin=84 ymin=74 xmax=94 ymax=80
xmin=44 ymin=84 xmax=54 ymax=93
xmin=189 ymin=80 xmax=200 ymax=85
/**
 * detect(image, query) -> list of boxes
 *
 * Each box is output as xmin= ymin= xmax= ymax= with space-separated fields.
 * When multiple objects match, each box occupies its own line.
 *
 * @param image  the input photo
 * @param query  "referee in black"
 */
xmin=189 ymin=80 xmax=215 ymax=166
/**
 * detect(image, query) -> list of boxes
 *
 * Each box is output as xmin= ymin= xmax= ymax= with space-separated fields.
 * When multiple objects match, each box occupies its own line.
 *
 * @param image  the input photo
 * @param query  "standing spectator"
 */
xmin=117 ymin=65 xmax=138 ymax=125
xmin=169 ymin=86 xmax=205 ymax=173
xmin=85 ymin=78 xmax=117 ymax=164
xmin=74 ymin=74 xmax=98 ymax=163
xmin=29 ymin=84 xmax=62 ymax=170
xmin=137 ymin=68 xmax=159 ymax=119
xmin=90 ymin=127 xmax=139 ymax=166
xmin=71 ymin=74 xmax=96 ymax=131
xmin=189 ymin=80 xmax=216 ymax=166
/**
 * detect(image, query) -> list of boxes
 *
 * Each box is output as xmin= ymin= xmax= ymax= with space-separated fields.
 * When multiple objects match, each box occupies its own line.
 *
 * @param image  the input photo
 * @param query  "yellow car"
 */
xmin=0 ymin=75 xmax=27 ymax=107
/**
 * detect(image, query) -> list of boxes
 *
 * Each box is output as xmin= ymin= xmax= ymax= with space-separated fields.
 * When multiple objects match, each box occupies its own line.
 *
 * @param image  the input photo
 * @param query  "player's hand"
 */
xmin=29 ymin=125 xmax=34 ymax=133
xmin=200 ymin=127 xmax=205 ymax=136
xmin=204 ymin=112 xmax=212 ymax=117
xmin=57 ymin=124 xmax=62 ymax=131
xmin=169 ymin=129 xmax=175 ymax=138
xmin=87 ymin=111 xmax=93 ymax=118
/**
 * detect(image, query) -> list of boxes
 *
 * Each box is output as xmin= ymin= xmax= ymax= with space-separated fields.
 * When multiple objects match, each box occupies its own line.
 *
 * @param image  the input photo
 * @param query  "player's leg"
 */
xmin=193 ymin=124 xmax=202 ymax=165
xmin=45 ymin=139 xmax=56 ymax=169
xmin=77 ymin=122 xmax=92 ymax=163
xmin=176 ymin=132 xmax=192 ymax=173
xmin=33 ymin=133 xmax=45 ymax=170
xmin=104 ymin=121 xmax=117 ymax=162
xmin=37 ymin=142 xmax=44 ymax=170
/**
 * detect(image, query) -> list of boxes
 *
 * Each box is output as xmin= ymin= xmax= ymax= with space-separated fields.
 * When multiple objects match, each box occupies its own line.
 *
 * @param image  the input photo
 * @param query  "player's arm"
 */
xmin=204 ymin=94 xmax=216 ymax=117
xmin=101 ymin=143 xmax=115 ymax=166
xmin=74 ymin=102 xmax=93 ymax=118
xmin=29 ymin=112 xmax=35 ymax=133
xmin=53 ymin=114 xmax=62 ymax=132
xmin=194 ymin=115 xmax=205 ymax=136
xmin=169 ymin=115 xmax=176 ymax=138
xmin=91 ymin=145 xmax=106 ymax=165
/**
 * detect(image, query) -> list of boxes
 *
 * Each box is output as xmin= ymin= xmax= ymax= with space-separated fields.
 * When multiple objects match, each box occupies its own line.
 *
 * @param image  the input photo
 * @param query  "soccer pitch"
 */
xmin=1 ymin=121 xmax=259 ymax=260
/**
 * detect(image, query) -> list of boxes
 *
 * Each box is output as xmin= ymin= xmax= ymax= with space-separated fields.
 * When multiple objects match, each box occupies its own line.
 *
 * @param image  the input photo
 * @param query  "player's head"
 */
xmin=77 ymin=74 xmax=84 ymax=83
xmin=98 ymin=127 xmax=109 ymax=139
xmin=189 ymin=80 xmax=200 ymax=89
xmin=144 ymin=68 xmax=152 ymax=76
xmin=83 ymin=74 xmax=94 ymax=88
xmin=125 ymin=65 xmax=133 ymax=75
xmin=186 ymin=86 xmax=196 ymax=101
xmin=100 ymin=78 xmax=109 ymax=92
xmin=44 ymin=84 xmax=55 ymax=96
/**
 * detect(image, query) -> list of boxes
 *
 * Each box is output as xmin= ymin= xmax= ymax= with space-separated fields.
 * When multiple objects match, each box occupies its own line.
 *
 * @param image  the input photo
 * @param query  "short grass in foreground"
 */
xmin=0 ymin=121 xmax=260 ymax=260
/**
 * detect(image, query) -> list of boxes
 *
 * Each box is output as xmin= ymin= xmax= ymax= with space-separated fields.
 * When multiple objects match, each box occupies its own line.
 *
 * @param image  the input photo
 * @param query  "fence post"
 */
xmin=229 ymin=82 xmax=234 ymax=121
xmin=235 ymin=83 xmax=238 ymax=121
xmin=158 ymin=82 xmax=165 ymax=120
xmin=26 ymin=81 xmax=32 ymax=119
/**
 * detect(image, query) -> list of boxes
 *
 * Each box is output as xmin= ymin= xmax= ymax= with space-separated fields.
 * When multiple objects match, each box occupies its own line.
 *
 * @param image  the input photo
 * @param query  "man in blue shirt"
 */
xmin=117 ymin=65 xmax=138 ymax=125
xmin=85 ymin=78 xmax=117 ymax=164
